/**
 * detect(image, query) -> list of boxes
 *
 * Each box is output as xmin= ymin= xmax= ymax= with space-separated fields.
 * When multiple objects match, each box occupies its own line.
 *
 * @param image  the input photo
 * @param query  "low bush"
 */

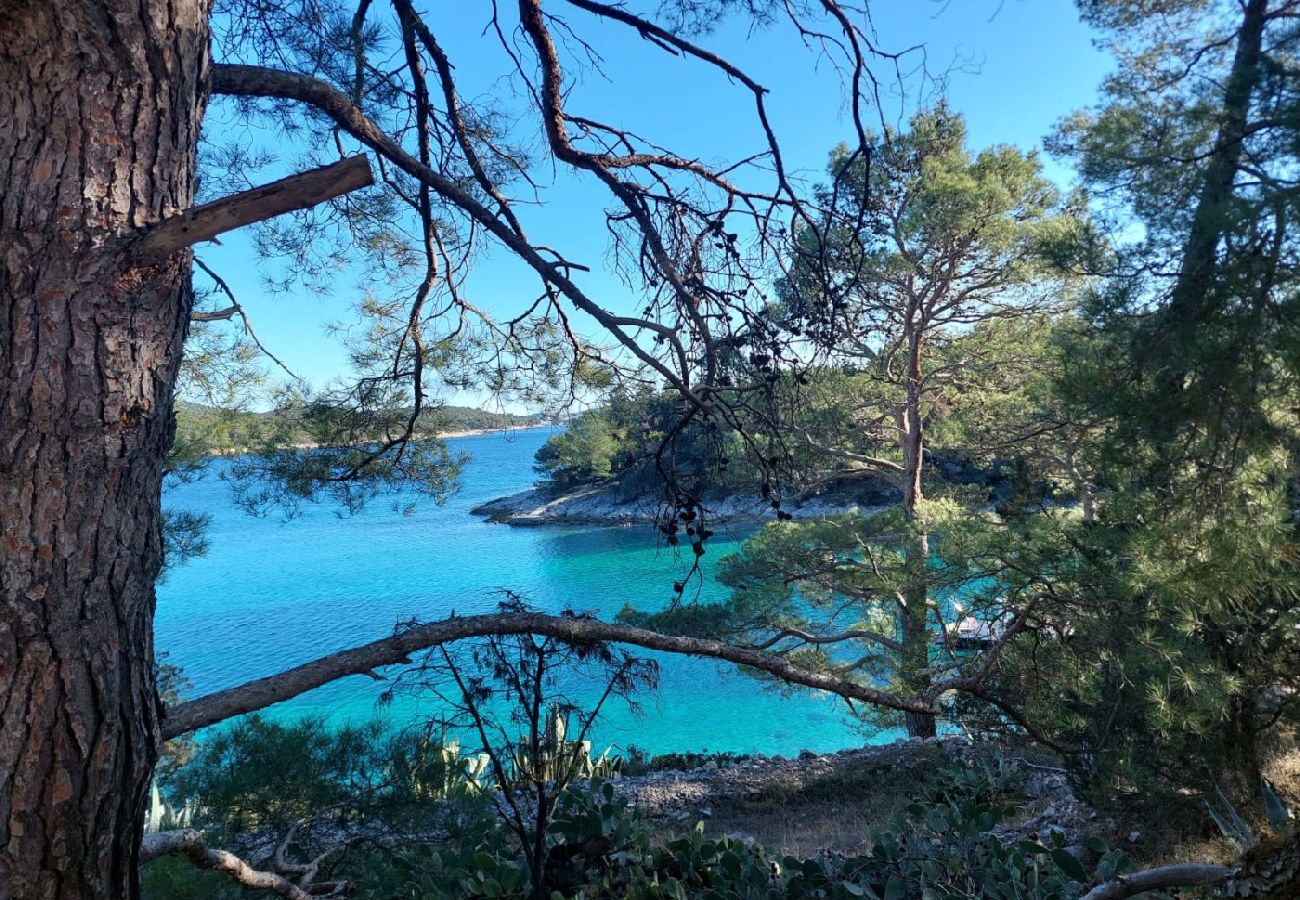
xmin=147 ymin=725 xmax=1134 ymax=899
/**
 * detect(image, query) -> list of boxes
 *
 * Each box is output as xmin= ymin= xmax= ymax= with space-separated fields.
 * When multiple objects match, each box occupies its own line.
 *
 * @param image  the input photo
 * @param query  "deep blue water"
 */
xmin=157 ymin=427 xmax=896 ymax=755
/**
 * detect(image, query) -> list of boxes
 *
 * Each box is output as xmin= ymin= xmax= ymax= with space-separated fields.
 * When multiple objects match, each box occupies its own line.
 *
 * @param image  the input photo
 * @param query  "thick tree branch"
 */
xmin=1078 ymin=862 xmax=1234 ymax=900
xmin=162 ymin=611 xmax=935 ymax=739
xmin=190 ymin=306 xmax=239 ymax=322
xmin=792 ymin=426 xmax=905 ymax=485
xmin=136 ymin=155 xmax=373 ymax=259
xmin=140 ymin=829 xmax=347 ymax=899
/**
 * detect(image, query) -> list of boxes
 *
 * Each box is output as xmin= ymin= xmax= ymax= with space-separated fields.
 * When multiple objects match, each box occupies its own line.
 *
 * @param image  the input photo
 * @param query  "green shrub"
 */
xmin=166 ymin=715 xmax=494 ymax=840
xmin=148 ymin=722 xmax=1130 ymax=898
xmin=377 ymin=751 xmax=1127 ymax=899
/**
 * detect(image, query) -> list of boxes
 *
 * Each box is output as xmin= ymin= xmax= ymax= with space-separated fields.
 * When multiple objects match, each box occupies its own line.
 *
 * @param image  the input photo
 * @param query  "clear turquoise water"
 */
xmin=157 ymin=427 xmax=895 ymax=755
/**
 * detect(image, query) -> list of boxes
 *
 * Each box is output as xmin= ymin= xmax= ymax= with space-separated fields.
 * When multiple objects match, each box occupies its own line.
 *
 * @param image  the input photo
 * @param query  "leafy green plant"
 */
xmin=386 ymin=607 xmax=659 ymax=899
xmin=143 ymin=780 xmax=194 ymax=835
xmin=387 ymin=735 xmax=493 ymax=799
xmin=620 ymin=747 xmax=752 ymax=776
xmin=506 ymin=708 xmax=625 ymax=787
xmin=165 ymin=715 xmax=494 ymax=844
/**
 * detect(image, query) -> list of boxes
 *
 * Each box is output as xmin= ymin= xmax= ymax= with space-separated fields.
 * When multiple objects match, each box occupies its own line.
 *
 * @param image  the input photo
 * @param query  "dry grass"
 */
xmin=1266 ymin=746 xmax=1300 ymax=802
xmin=668 ymin=746 xmax=952 ymax=857
xmin=641 ymin=740 xmax=1300 ymax=866
xmin=698 ymin=765 xmax=917 ymax=856
xmin=1113 ymin=743 xmax=1300 ymax=871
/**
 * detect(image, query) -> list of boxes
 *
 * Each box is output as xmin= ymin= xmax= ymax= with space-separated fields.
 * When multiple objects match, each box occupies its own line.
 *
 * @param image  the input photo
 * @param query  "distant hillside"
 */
xmin=436 ymin=405 xmax=543 ymax=433
xmin=174 ymin=400 xmax=540 ymax=449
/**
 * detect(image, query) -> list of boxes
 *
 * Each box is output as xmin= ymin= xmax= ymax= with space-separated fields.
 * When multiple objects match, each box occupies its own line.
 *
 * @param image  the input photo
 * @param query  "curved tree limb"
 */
xmin=162 ymin=611 xmax=935 ymax=739
xmin=790 ymin=425 xmax=905 ymax=485
xmin=190 ymin=306 xmax=239 ymax=322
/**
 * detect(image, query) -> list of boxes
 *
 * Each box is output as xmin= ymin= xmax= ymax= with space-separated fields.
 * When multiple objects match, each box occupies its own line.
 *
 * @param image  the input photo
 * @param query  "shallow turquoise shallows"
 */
xmin=156 ymin=427 xmax=899 ymax=755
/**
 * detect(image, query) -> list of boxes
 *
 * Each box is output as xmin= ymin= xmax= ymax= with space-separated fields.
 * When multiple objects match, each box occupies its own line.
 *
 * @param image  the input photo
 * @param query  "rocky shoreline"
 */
xmin=470 ymin=480 xmax=897 ymax=527
xmin=471 ymin=449 xmax=1010 ymax=527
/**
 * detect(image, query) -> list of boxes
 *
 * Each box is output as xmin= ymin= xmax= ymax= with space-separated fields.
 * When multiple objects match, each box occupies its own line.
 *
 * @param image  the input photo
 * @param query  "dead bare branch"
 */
xmin=1078 ymin=862 xmax=1234 ymax=900
xmin=137 ymin=155 xmax=373 ymax=259
xmin=140 ymin=829 xmax=348 ymax=899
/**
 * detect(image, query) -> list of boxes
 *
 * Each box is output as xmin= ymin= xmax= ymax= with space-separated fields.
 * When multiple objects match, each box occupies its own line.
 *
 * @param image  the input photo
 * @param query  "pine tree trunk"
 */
xmin=1166 ymin=0 xmax=1268 ymax=327
xmin=899 ymin=332 xmax=936 ymax=739
xmin=901 ymin=530 xmax=937 ymax=739
xmin=0 ymin=2 xmax=208 ymax=896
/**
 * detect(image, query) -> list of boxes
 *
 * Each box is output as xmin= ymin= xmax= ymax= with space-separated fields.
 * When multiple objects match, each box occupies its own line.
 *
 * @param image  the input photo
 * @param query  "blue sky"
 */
xmin=196 ymin=0 xmax=1112 ymax=407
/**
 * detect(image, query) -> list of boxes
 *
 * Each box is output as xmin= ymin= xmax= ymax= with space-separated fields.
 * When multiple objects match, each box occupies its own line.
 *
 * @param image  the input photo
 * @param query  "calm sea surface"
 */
xmin=156 ymin=427 xmax=897 ymax=755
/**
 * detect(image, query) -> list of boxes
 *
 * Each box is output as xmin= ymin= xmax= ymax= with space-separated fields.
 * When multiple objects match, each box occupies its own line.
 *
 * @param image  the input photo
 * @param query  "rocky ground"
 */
xmin=611 ymin=737 xmax=1117 ymax=862
xmin=226 ymin=737 xmax=1279 ymax=879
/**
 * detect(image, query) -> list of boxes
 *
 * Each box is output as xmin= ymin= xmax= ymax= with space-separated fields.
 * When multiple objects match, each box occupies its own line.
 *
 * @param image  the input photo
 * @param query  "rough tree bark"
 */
xmin=0 ymin=1 xmax=210 ymax=897
xmin=1166 ymin=0 xmax=1268 ymax=327
xmin=899 ymin=329 xmax=937 ymax=739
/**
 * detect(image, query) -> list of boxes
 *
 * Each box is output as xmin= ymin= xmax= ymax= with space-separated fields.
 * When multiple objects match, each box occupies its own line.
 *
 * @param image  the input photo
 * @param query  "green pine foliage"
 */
xmin=973 ymin=0 xmax=1300 ymax=802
